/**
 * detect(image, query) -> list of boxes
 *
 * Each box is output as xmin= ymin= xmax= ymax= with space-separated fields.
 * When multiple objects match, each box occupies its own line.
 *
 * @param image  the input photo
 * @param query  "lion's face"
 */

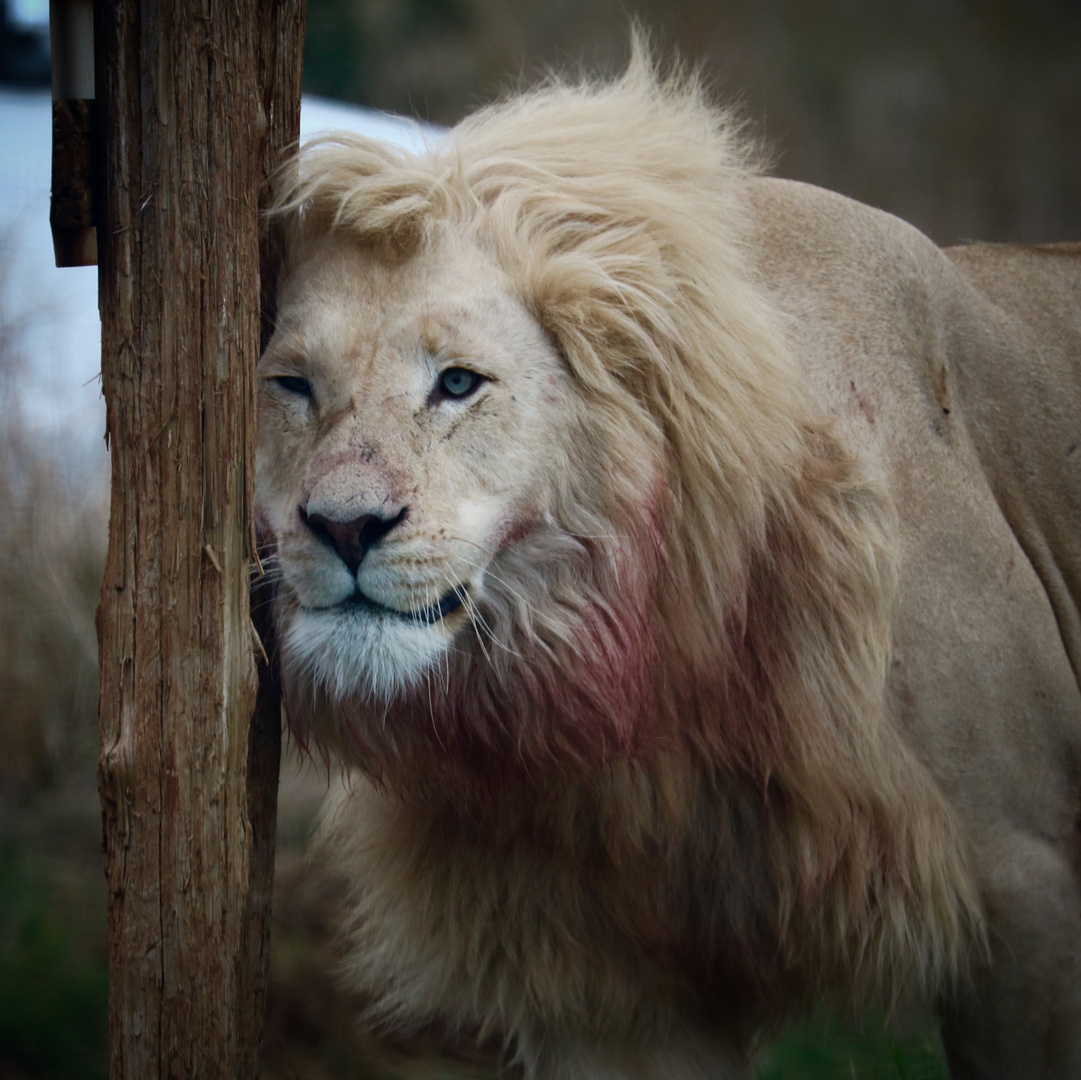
xmin=257 ymin=233 xmax=584 ymax=704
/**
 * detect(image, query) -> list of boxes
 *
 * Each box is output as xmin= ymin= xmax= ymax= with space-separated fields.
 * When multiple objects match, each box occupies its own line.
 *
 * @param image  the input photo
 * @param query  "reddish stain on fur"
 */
xmin=493 ymin=513 xmax=539 ymax=552
xmin=850 ymin=379 xmax=876 ymax=426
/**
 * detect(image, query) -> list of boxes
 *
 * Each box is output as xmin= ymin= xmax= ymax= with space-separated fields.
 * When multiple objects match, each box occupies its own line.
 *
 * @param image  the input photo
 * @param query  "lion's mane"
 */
xmin=271 ymin=48 xmax=982 ymax=1052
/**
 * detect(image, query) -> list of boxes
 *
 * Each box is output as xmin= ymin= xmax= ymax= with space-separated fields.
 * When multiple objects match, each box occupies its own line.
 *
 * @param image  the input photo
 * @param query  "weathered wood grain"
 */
xmin=95 ymin=3 xmax=305 ymax=1075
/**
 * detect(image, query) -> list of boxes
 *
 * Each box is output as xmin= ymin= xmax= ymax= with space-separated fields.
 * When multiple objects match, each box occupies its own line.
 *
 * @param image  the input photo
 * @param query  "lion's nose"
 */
xmin=300 ymin=505 xmax=407 ymax=575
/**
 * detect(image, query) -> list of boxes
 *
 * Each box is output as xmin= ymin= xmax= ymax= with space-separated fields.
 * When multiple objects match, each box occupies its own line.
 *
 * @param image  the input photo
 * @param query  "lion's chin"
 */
xmin=280 ymin=604 xmax=450 ymax=705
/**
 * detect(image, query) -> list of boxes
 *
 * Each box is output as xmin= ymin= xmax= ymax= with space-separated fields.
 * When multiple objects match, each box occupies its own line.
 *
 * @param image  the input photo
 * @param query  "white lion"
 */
xmin=257 ymin=49 xmax=1081 ymax=1079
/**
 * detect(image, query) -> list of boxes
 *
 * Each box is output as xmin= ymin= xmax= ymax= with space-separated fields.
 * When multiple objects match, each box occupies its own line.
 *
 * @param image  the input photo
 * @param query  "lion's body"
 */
xmin=259 ymin=57 xmax=1081 ymax=1079
xmin=750 ymin=188 xmax=1081 ymax=1076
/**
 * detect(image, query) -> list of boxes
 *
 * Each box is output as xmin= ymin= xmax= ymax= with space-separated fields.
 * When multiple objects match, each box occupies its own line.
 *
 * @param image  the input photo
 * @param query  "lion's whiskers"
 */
xmin=446 ymin=543 xmax=540 ymax=624
xmin=421 ymin=582 xmax=440 ymax=744
xmin=457 ymin=581 xmax=497 ymax=674
xmin=464 ymin=589 xmax=527 ymax=665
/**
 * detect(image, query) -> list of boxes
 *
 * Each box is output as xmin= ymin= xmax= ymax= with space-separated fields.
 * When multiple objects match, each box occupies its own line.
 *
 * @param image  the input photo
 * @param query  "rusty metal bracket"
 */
xmin=49 ymin=0 xmax=97 ymax=267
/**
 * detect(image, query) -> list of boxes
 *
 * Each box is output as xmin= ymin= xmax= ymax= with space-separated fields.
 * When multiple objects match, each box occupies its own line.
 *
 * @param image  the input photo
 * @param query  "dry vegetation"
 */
xmin=0 ymin=320 xmax=102 ymax=798
xmin=0 ymin=284 xmax=109 ymax=1078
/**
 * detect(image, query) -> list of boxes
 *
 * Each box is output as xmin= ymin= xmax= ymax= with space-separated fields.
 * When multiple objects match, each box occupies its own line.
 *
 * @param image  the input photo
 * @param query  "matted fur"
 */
xmin=261 ymin=49 xmax=997 ymax=1074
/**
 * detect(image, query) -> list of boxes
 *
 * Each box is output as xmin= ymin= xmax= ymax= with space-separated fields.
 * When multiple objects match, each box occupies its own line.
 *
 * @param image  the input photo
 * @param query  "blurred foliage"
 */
xmin=0 ymin=846 xmax=108 ymax=1080
xmin=759 ymin=1017 xmax=950 ymax=1080
xmin=0 ymin=276 xmax=109 ymax=1078
xmin=302 ymin=0 xmax=1081 ymax=244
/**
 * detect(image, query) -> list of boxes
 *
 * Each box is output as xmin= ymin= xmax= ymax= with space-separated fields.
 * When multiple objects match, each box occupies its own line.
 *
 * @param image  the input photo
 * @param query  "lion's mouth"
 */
xmin=341 ymin=588 xmax=464 ymax=625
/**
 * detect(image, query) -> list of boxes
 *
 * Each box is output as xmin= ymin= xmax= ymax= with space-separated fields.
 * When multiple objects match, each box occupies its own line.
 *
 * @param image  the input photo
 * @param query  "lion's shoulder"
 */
xmin=741 ymin=175 xmax=1081 ymax=702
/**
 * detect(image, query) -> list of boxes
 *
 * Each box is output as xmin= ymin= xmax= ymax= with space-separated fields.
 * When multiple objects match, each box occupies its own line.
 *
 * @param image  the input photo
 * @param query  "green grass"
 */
xmin=0 ymin=846 xmax=109 ymax=1080
xmin=759 ymin=1016 xmax=950 ymax=1080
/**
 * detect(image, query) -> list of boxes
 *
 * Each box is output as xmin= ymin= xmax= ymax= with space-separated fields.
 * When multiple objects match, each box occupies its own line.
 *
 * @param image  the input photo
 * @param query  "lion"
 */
xmin=257 ymin=50 xmax=1081 ymax=1079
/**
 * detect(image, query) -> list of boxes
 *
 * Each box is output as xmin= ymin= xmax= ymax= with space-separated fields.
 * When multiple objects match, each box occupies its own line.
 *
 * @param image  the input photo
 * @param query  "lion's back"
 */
xmin=945 ymin=241 xmax=1081 ymax=342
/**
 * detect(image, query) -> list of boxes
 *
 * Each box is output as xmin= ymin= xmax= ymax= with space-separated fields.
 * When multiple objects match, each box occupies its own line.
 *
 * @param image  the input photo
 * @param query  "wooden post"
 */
xmin=95 ymin=2 xmax=305 ymax=1075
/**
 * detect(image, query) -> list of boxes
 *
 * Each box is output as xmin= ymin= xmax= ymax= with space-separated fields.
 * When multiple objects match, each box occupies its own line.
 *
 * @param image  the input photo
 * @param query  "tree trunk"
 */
xmin=95 ymin=2 xmax=305 ymax=1075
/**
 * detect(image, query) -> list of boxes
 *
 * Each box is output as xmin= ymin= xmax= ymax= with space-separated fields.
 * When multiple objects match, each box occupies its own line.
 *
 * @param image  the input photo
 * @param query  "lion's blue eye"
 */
xmin=438 ymin=367 xmax=483 ymax=399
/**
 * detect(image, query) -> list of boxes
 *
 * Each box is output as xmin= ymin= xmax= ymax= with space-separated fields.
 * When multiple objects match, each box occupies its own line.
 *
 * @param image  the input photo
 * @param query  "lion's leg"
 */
xmin=515 ymin=1028 xmax=753 ymax=1080
xmin=938 ymin=830 xmax=1081 ymax=1080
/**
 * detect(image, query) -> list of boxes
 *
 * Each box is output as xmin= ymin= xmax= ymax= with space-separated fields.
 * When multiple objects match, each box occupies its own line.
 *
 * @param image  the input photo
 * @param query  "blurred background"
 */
xmin=0 ymin=0 xmax=1078 ymax=1076
xmin=306 ymin=0 xmax=1081 ymax=245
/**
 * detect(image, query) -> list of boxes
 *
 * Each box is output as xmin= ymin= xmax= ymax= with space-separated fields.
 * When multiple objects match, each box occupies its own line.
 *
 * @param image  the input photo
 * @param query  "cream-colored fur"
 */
xmin=258 ymin=50 xmax=1081 ymax=1079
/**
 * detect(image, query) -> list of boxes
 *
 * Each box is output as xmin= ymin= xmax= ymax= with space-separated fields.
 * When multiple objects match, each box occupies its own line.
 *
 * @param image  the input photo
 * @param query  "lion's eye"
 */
xmin=437 ymin=367 xmax=484 ymax=400
xmin=272 ymin=375 xmax=313 ymax=400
